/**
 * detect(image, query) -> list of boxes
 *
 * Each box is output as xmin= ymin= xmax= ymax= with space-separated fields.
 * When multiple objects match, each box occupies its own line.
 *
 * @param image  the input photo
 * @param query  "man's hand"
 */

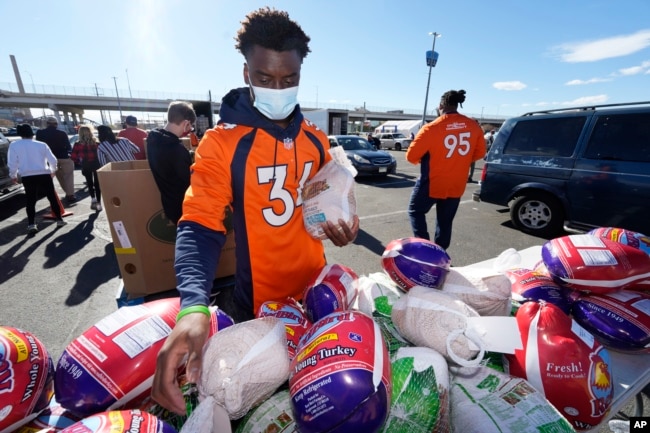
xmin=152 ymin=312 xmax=210 ymax=415
xmin=321 ymin=215 xmax=359 ymax=247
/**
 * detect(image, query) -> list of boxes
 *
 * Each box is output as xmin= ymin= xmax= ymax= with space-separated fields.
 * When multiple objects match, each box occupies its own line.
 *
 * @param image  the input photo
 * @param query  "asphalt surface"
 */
xmin=0 ymin=153 xmax=643 ymax=432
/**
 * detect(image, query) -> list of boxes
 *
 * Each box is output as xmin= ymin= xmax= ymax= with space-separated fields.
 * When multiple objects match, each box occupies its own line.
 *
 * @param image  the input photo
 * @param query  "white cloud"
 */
xmin=554 ymin=29 xmax=650 ymax=63
xmin=493 ymin=81 xmax=527 ymax=91
xmin=562 ymin=95 xmax=609 ymax=106
xmin=565 ymin=77 xmax=612 ymax=85
xmin=617 ymin=60 xmax=650 ymax=75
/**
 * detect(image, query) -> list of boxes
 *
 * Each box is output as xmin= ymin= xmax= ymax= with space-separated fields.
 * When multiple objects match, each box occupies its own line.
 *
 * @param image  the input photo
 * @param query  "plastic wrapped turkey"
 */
xmin=180 ymin=317 xmax=290 ymax=433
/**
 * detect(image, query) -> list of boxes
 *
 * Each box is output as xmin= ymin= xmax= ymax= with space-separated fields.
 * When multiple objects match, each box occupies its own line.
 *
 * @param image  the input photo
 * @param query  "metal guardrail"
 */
xmin=0 ymin=81 xmax=510 ymax=122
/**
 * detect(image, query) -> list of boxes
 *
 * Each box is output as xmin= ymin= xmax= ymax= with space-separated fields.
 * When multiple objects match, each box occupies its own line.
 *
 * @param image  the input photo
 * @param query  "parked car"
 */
xmin=473 ymin=101 xmax=650 ymax=237
xmin=5 ymin=127 xmax=18 ymax=136
xmin=0 ymin=127 xmax=8 ymax=134
xmin=375 ymin=132 xmax=412 ymax=151
xmin=0 ymin=131 xmax=24 ymax=202
xmin=328 ymin=135 xmax=396 ymax=177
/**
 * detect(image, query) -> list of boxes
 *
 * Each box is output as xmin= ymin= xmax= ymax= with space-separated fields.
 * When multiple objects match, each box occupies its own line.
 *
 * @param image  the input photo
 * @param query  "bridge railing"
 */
xmin=0 ymin=81 xmax=510 ymax=121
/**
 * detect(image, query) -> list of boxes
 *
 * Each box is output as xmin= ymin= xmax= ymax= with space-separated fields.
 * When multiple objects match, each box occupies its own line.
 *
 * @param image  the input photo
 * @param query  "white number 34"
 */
xmin=444 ymin=132 xmax=471 ymax=158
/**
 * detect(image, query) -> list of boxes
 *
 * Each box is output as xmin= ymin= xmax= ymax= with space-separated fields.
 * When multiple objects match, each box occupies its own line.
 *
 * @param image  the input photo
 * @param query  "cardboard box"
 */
xmin=98 ymin=160 xmax=235 ymax=298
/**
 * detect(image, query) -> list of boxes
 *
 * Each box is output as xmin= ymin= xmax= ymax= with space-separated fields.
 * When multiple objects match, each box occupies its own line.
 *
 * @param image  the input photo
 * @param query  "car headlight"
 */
xmin=389 ymin=155 xmax=396 ymax=163
xmin=353 ymin=154 xmax=370 ymax=164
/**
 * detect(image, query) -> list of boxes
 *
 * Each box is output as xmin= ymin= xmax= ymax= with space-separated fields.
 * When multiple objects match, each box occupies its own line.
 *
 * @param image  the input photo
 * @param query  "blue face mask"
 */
xmin=249 ymin=81 xmax=300 ymax=120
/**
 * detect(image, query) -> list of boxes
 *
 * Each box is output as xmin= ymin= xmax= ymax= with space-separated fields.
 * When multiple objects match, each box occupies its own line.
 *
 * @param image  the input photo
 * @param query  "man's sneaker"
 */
xmin=66 ymin=195 xmax=77 ymax=203
xmin=90 ymin=198 xmax=98 ymax=210
xmin=96 ymin=203 xmax=102 ymax=212
xmin=56 ymin=219 xmax=67 ymax=227
xmin=27 ymin=224 xmax=38 ymax=234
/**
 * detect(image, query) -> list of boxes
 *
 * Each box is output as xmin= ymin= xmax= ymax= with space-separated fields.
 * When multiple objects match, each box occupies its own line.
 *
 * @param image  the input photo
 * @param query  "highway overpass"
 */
xmin=0 ymin=86 xmax=508 ymax=134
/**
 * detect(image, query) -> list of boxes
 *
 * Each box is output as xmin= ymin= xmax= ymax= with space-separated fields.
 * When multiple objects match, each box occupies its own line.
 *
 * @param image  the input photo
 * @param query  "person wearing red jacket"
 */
xmin=406 ymin=89 xmax=486 ymax=250
xmin=70 ymin=125 xmax=102 ymax=211
xmin=118 ymin=115 xmax=148 ymax=160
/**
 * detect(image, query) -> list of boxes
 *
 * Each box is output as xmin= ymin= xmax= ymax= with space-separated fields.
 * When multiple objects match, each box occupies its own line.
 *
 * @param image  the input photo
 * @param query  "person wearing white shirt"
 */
xmin=8 ymin=124 xmax=67 ymax=235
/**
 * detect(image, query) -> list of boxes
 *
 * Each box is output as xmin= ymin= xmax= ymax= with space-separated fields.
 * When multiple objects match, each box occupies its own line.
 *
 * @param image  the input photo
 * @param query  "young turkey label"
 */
xmin=290 ymin=311 xmax=391 ymax=433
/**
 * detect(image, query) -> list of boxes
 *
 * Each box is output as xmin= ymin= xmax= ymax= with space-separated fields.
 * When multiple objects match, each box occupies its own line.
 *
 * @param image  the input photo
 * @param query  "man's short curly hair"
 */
xmin=235 ymin=7 xmax=311 ymax=61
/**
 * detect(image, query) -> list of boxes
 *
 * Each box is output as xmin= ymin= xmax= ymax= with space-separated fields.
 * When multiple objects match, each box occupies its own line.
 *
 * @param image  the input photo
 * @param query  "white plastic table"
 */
xmin=468 ymin=245 xmax=650 ymax=432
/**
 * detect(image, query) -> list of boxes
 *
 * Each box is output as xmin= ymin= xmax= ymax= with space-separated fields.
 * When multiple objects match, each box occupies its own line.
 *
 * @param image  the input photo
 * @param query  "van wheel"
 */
xmin=395 ymin=143 xmax=402 ymax=151
xmin=510 ymin=193 xmax=564 ymax=237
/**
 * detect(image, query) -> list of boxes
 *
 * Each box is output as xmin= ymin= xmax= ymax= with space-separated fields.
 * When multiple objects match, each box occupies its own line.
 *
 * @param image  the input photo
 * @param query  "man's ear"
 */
xmin=243 ymin=63 xmax=250 ymax=85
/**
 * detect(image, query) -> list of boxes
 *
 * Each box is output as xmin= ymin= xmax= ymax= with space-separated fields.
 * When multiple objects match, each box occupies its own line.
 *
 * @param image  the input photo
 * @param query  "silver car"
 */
xmin=0 ymin=132 xmax=24 ymax=202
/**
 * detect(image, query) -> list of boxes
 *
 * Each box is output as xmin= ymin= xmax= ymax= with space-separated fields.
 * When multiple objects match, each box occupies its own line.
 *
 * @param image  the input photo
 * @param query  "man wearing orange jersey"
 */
xmin=152 ymin=7 xmax=359 ymax=415
xmin=406 ymin=89 xmax=486 ymax=250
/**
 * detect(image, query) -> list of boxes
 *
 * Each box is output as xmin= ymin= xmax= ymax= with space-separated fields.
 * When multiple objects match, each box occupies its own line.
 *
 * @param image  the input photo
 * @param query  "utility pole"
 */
xmin=95 ymin=83 xmax=107 ymax=125
xmin=112 ymin=76 xmax=123 ymax=125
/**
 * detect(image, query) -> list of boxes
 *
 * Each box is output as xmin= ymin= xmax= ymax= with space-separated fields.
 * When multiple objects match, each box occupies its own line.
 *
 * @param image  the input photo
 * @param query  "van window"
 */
xmin=503 ymin=117 xmax=586 ymax=157
xmin=584 ymin=113 xmax=650 ymax=163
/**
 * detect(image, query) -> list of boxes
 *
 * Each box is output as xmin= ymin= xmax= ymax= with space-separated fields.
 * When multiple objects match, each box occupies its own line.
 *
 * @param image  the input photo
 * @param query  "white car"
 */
xmin=375 ymin=132 xmax=412 ymax=151
xmin=0 ymin=127 xmax=8 ymax=134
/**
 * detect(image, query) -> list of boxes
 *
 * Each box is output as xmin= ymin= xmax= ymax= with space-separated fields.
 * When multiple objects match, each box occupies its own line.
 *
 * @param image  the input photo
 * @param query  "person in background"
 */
xmin=71 ymin=125 xmax=102 ymax=211
xmin=8 ymin=124 xmax=67 ymax=234
xmin=406 ymin=89 xmax=486 ymax=249
xmin=367 ymin=132 xmax=380 ymax=149
xmin=35 ymin=116 xmax=76 ymax=203
xmin=486 ymin=129 xmax=496 ymax=150
xmin=152 ymin=7 xmax=358 ymax=415
xmin=97 ymin=125 xmax=140 ymax=165
xmin=118 ymin=115 xmax=148 ymax=160
xmin=146 ymin=101 xmax=196 ymax=225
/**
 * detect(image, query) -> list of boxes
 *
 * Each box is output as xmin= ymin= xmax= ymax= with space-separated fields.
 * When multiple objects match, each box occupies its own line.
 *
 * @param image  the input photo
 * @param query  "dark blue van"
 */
xmin=473 ymin=102 xmax=650 ymax=237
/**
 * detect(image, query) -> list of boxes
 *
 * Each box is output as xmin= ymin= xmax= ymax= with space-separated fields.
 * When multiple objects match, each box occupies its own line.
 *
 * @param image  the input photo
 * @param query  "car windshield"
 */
xmin=339 ymin=137 xmax=374 ymax=151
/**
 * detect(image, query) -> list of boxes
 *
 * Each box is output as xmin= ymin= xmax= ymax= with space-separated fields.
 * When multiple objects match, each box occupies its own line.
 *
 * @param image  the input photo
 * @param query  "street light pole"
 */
xmin=421 ymin=32 xmax=441 ymax=127
xmin=24 ymin=70 xmax=36 ymax=93
xmin=112 ymin=76 xmax=123 ymax=125
xmin=125 ymin=68 xmax=133 ymax=99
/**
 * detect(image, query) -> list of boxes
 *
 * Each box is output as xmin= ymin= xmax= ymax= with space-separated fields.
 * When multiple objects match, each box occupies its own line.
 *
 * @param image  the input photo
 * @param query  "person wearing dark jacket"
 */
xmin=35 ymin=116 xmax=76 ymax=203
xmin=146 ymin=101 xmax=196 ymax=225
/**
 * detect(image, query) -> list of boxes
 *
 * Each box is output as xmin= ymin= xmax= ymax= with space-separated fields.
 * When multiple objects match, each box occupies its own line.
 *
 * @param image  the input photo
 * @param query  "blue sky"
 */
xmin=2 ymin=0 xmax=650 ymax=122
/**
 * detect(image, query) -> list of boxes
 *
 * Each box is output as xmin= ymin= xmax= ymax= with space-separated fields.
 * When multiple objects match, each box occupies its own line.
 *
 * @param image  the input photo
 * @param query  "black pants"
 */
xmin=83 ymin=169 xmax=101 ymax=202
xmin=22 ymin=174 xmax=61 ymax=224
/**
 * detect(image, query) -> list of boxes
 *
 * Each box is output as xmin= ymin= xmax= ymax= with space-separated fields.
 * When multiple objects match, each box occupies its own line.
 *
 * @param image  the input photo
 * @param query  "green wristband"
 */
xmin=176 ymin=305 xmax=211 ymax=322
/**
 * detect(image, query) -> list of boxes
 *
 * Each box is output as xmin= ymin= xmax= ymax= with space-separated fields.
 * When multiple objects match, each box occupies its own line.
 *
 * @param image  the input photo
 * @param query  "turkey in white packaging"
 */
xmin=440 ymin=266 xmax=512 ymax=316
xmin=391 ymin=285 xmax=485 ymax=366
xmin=301 ymin=145 xmax=357 ymax=240
xmin=180 ymin=317 xmax=290 ymax=433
